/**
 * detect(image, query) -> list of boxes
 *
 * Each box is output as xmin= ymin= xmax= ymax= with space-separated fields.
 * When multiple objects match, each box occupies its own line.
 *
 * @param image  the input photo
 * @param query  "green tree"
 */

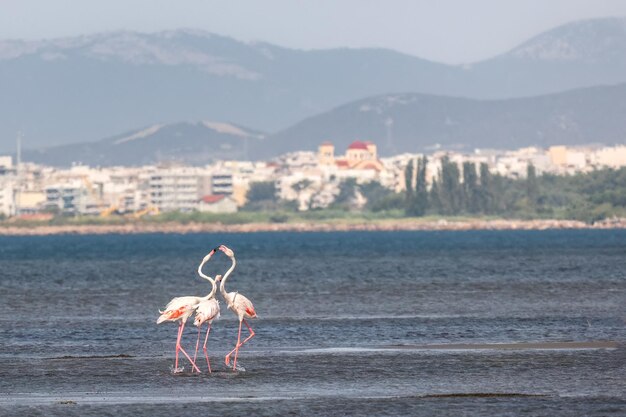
xmin=244 ymin=181 xmax=279 ymax=211
xmin=462 ymin=161 xmax=479 ymax=213
xmin=331 ymin=178 xmax=359 ymax=210
xmin=526 ymin=163 xmax=539 ymax=212
xmin=413 ymin=156 xmax=429 ymax=216
xmin=439 ymin=156 xmax=462 ymax=215
xmin=404 ymin=159 xmax=414 ymax=214
xmin=247 ymin=181 xmax=276 ymax=202
xmin=360 ymin=181 xmax=402 ymax=212
xmin=429 ymin=179 xmax=442 ymax=214
xmin=478 ymin=162 xmax=494 ymax=214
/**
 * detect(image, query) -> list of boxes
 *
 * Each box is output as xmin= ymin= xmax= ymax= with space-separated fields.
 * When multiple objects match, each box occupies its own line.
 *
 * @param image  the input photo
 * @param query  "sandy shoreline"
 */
xmin=1 ymin=218 xmax=626 ymax=236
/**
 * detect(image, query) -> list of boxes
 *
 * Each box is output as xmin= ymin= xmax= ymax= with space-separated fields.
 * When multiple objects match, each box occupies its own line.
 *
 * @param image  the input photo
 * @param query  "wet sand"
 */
xmin=384 ymin=341 xmax=620 ymax=350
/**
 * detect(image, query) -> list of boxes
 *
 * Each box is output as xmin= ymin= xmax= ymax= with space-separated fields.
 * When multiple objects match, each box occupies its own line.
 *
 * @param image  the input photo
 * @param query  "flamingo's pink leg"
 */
xmin=192 ymin=325 xmax=201 ymax=371
xmin=178 ymin=346 xmax=202 ymax=373
xmin=177 ymin=321 xmax=201 ymax=373
xmin=226 ymin=319 xmax=243 ymax=369
xmin=202 ymin=323 xmax=212 ymax=373
xmin=225 ymin=319 xmax=255 ymax=358
xmin=174 ymin=322 xmax=183 ymax=370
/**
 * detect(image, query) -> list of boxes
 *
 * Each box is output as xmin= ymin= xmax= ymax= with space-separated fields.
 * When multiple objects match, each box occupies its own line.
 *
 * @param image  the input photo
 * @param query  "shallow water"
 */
xmin=1 ymin=230 xmax=625 ymax=415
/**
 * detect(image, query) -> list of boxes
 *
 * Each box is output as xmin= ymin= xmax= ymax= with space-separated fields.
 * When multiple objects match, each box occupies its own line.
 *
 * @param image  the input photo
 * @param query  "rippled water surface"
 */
xmin=1 ymin=230 xmax=625 ymax=416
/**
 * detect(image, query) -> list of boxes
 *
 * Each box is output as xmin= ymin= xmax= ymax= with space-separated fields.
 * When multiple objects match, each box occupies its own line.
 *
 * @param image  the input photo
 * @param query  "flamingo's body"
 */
xmin=224 ymin=291 xmax=257 ymax=322
xmin=157 ymin=296 xmax=202 ymax=324
xmin=192 ymin=254 xmax=221 ymax=373
xmin=157 ymin=248 xmax=218 ymax=373
xmin=217 ymin=245 xmax=257 ymax=371
xmin=194 ymin=298 xmax=220 ymax=327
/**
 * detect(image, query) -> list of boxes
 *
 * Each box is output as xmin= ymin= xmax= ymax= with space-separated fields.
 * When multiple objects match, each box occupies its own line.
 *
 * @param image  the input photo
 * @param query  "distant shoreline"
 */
xmin=1 ymin=218 xmax=626 ymax=236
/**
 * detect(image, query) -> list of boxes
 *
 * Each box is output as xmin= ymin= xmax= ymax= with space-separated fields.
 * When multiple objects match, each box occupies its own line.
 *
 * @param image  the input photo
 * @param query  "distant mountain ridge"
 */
xmin=257 ymin=83 xmax=626 ymax=159
xmin=2 ymin=17 xmax=626 ymax=151
xmin=25 ymin=83 xmax=626 ymax=166
xmin=507 ymin=17 xmax=626 ymax=62
xmin=24 ymin=121 xmax=264 ymax=166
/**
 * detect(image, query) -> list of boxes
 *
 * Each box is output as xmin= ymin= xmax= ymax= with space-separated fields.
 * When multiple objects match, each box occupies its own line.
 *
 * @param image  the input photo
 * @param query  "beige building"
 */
xmin=16 ymin=191 xmax=46 ymax=214
xmin=593 ymin=146 xmax=626 ymax=168
xmin=318 ymin=142 xmax=335 ymax=165
xmin=548 ymin=145 xmax=591 ymax=172
xmin=318 ymin=140 xmax=385 ymax=171
xmin=548 ymin=146 xmax=568 ymax=166
xmin=198 ymin=195 xmax=238 ymax=213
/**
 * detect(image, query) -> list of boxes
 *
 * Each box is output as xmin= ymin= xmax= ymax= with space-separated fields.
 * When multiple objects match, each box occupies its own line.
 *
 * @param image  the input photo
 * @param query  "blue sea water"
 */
xmin=0 ymin=230 xmax=625 ymax=416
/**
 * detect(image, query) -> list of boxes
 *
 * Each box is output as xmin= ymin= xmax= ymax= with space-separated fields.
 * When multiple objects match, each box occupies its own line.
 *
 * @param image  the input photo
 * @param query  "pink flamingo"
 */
xmin=192 ymin=252 xmax=221 ymax=373
xmin=156 ymin=248 xmax=217 ymax=373
xmin=217 ymin=245 xmax=257 ymax=371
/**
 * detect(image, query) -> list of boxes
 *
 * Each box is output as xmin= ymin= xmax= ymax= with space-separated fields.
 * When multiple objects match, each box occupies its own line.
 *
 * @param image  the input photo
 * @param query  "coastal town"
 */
xmin=1 ymin=141 xmax=626 ymax=219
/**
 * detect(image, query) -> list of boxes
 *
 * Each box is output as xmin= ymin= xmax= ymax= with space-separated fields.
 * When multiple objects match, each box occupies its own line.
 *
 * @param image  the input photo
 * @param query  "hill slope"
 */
xmin=23 ymin=121 xmax=264 ymax=166
xmin=258 ymin=83 xmax=626 ymax=158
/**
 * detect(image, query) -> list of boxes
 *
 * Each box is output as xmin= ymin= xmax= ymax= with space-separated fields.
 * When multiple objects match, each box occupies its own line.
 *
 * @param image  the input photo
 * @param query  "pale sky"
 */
xmin=1 ymin=0 xmax=626 ymax=63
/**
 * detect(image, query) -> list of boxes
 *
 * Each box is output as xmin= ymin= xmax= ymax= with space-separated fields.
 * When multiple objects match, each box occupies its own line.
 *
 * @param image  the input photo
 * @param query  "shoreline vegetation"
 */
xmin=2 ymin=214 xmax=625 ymax=236
xmin=3 ymin=165 xmax=626 ymax=236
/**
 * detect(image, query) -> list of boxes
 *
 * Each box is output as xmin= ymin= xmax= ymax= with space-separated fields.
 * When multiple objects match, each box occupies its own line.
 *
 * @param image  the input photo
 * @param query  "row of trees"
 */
xmin=404 ymin=157 xmax=626 ymax=222
xmin=242 ymin=161 xmax=626 ymax=222
xmin=404 ymin=156 xmax=539 ymax=216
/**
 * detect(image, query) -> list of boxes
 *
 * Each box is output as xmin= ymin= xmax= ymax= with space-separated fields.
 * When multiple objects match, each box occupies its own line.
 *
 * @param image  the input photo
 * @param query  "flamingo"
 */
xmin=217 ymin=244 xmax=257 ymax=371
xmin=192 ymin=252 xmax=221 ymax=373
xmin=156 ymin=248 xmax=217 ymax=374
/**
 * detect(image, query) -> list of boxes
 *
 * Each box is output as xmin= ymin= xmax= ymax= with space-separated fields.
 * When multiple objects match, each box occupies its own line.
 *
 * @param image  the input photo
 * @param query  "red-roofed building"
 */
xmin=347 ymin=140 xmax=369 ymax=150
xmin=201 ymin=195 xmax=225 ymax=204
xmin=198 ymin=194 xmax=237 ymax=213
xmin=318 ymin=140 xmax=383 ymax=172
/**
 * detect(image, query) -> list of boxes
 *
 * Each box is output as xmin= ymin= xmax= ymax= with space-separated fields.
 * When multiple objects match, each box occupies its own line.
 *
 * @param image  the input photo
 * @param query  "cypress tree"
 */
xmin=479 ymin=162 xmax=494 ymax=214
xmin=413 ymin=156 xmax=429 ymax=216
xmin=404 ymin=159 xmax=415 ymax=215
xmin=462 ymin=161 xmax=479 ymax=213
xmin=440 ymin=156 xmax=462 ymax=215
xmin=526 ymin=163 xmax=539 ymax=211
xmin=429 ymin=177 xmax=442 ymax=214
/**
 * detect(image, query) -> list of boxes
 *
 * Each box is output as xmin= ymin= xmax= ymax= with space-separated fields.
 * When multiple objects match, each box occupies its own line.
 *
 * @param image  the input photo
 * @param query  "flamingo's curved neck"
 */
xmin=220 ymin=255 xmax=236 ymax=303
xmin=198 ymin=258 xmax=217 ymax=300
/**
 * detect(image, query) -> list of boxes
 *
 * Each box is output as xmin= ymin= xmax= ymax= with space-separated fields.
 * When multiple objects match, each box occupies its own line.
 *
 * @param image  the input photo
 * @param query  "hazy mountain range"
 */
xmin=258 ymin=83 xmax=626 ymax=159
xmin=24 ymin=82 xmax=626 ymax=166
xmin=0 ymin=18 xmax=626 ymax=164
xmin=2 ymin=16 xmax=626 ymax=157
xmin=23 ymin=121 xmax=264 ymax=166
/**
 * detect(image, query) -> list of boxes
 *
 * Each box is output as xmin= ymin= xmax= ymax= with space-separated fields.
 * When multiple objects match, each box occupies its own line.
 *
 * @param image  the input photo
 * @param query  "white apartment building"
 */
xmin=592 ymin=145 xmax=626 ymax=168
xmin=149 ymin=167 xmax=211 ymax=212
xmin=0 ymin=179 xmax=16 ymax=217
xmin=210 ymin=171 xmax=234 ymax=195
xmin=44 ymin=181 xmax=101 ymax=215
xmin=0 ymin=156 xmax=13 ymax=176
xmin=207 ymin=160 xmax=279 ymax=206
